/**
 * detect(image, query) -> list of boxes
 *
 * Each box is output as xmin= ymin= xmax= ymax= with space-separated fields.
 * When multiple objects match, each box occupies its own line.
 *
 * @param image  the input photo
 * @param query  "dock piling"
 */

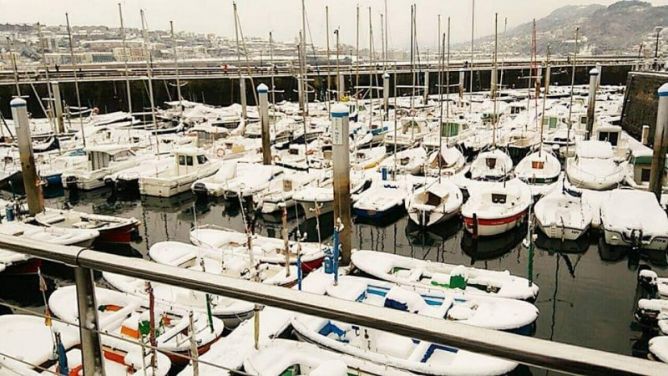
xmin=330 ymin=103 xmax=351 ymax=266
xmin=258 ymin=83 xmax=271 ymax=165
xmin=585 ymin=68 xmax=599 ymax=140
xmin=11 ymin=97 xmax=43 ymax=215
xmin=649 ymin=83 xmax=668 ymax=200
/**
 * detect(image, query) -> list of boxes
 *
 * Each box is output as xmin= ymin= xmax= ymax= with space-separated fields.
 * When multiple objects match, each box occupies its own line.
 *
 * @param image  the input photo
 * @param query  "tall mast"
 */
xmin=410 ymin=4 xmax=415 ymax=110
xmin=8 ymin=36 xmax=20 ymax=96
xmin=438 ymin=16 xmax=444 ymax=181
xmin=355 ymin=5 xmax=360 ymax=106
xmin=269 ymin=32 xmax=276 ymax=108
xmin=37 ymin=22 xmax=55 ymax=131
xmin=469 ymin=0 xmax=475 ymax=113
xmin=301 ymin=0 xmax=308 ymax=115
xmin=170 ymin=21 xmax=182 ymax=110
xmin=566 ymin=27 xmax=580 ymax=160
xmin=540 ymin=46 xmax=550 ymax=157
xmin=118 ymin=3 xmax=132 ymax=116
xmin=233 ymin=2 xmax=245 ymax=120
xmin=380 ymin=13 xmax=385 ymax=72
xmin=492 ymin=13 xmax=498 ymax=147
xmin=384 ymin=0 xmax=389 ymax=67
xmin=140 ymin=9 xmax=159 ymax=153
xmin=368 ymin=7 xmax=374 ymax=131
xmin=65 ymin=13 xmax=86 ymax=147
xmin=325 ymin=6 xmax=331 ymax=110
xmin=446 ymin=17 xmax=451 ymax=121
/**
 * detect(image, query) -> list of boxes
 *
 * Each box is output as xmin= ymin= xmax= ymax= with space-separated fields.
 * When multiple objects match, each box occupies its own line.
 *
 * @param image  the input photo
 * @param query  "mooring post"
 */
xmin=596 ymin=63 xmax=602 ymax=88
xmin=383 ymin=72 xmax=390 ymax=119
xmin=74 ymin=266 xmax=106 ymax=375
xmin=458 ymin=68 xmax=465 ymax=104
xmin=52 ymin=81 xmax=65 ymax=134
xmin=337 ymin=73 xmax=345 ymax=101
xmin=240 ymin=76 xmax=247 ymax=121
xmin=331 ymin=103 xmax=351 ymax=266
xmin=11 ymin=98 xmax=44 ymax=215
xmin=649 ymin=83 xmax=668 ymax=200
xmin=585 ymin=68 xmax=599 ymax=140
xmin=257 ymin=83 xmax=272 ymax=165
xmin=642 ymin=125 xmax=651 ymax=145
xmin=545 ymin=64 xmax=551 ymax=95
xmin=423 ymin=70 xmax=430 ymax=103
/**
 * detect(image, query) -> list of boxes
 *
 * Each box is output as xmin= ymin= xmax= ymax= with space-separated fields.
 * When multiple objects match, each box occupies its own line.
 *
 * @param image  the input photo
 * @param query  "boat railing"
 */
xmin=0 ymin=234 xmax=665 ymax=376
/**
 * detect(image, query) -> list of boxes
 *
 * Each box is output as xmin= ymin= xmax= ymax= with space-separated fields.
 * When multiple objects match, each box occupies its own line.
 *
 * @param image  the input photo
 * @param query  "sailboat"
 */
xmin=405 ymin=179 xmax=463 ymax=227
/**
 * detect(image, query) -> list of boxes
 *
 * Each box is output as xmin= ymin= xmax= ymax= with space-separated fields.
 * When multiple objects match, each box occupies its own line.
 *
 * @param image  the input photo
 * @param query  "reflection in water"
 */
xmin=461 ymin=224 xmax=526 ymax=262
xmin=598 ymin=237 xmax=668 ymax=269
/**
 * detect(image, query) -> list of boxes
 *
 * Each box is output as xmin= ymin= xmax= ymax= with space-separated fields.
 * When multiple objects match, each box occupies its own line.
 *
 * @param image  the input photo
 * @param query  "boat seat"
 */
xmin=375 ymin=331 xmax=415 ymax=359
xmin=39 ymin=213 xmax=66 ymax=224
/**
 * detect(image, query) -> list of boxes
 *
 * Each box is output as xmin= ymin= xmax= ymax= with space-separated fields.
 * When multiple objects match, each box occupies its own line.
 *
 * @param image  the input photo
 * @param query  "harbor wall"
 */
xmin=0 ymin=64 xmax=632 ymax=120
xmin=620 ymin=71 xmax=668 ymax=144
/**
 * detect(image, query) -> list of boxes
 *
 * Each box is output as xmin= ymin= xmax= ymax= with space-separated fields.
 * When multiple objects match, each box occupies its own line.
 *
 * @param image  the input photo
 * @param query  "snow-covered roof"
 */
xmin=576 ymin=140 xmax=613 ymax=159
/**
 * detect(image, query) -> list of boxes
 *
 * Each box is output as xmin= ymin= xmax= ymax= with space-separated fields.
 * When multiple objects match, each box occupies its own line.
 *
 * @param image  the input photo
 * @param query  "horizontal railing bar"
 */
xmin=0 ymin=233 xmax=664 ymax=376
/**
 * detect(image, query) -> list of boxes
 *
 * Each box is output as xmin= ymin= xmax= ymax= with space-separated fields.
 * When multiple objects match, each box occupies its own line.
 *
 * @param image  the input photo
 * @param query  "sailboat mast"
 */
xmin=65 ymin=13 xmax=86 ymax=147
xmin=37 ymin=22 xmax=55 ymax=132
xmin=118 ymin=3 xmax=132 ymax=116
xmin=325 ymin=6 xmax=331 ymax=111
xmin=140 ymin=9 xmax=159 ymax=153
xmin=540 ymin=46 xmax=550 ymax=156
xmin=438 ymin=17 xmax=444 ymax=180
xmin=269 ymin=32 xmax=276 ymax=108
xmin=356 ymin=5 xmax=360 ymax=106
xmin=566 ymin=27 xmax=580 ymax=160
xmin=492 ymin=13 xmax=498 ymax=147
xmin=446 ymin=17 xmax=451 ymax=121
xmin=170 ymin=21 xmax=182 ymax=109
xmin=368 ymin=7 xmax=374 ymax=131
xmin=469 ymin=0 xmax=475 ymax=114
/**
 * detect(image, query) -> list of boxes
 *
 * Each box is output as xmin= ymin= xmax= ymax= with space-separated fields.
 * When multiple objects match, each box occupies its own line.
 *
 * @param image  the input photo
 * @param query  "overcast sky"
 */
xmin=1 ymin=0 xmax=667 ymax=49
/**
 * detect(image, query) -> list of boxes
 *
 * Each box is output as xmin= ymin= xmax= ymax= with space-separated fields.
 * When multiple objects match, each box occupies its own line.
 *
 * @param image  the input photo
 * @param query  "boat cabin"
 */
xmin=86 ymin=145 xmax=135 ymax=171
xmin=440 ymin=120 xmax=466 ymax=138
xmin=628 ymin=148 xmax=667 ymax=187
xmin=595 ymin=124 xmax=622 ymax=147
xmin=542 ymin=115 xmax=559 ymax=130
xmin=173 ymin=148 xmax=209 ymax=174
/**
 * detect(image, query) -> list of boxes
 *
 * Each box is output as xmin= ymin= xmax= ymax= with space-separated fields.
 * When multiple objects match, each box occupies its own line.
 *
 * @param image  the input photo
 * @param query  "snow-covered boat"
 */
xmin=650 ymin=336 xmax=668 ymax=363
xmin=254 ymin=170 xmax=322 ymax=215
xmin=534 ymin=187 xmax=593 ymax=241
xmin=34 ymin=207 xmax=139 ymax=244
xmin=0 ymin=221 xmax=98 ymax=248
xmin=243 ymin=339 xmax=411 ymax=376
xmin=462 ymin=179 xmax=532 ymax=237
xmin=149 ymin=240 xmax=298 ymax=286
xmin=351 ymin=250 xmax=539 ymax=300
xmin=566 ymin=140 xmax=625 ymax=190
xmin=469 ymin=148 xmax=514 ymax=182
xmin=327 ymin=276 xmax=538 ymax=333
xmin=424 ymin=147 xmax=467 ymax=177
xmin=293 ymin=171 xmax=371 ymax=219
xmin=515 ymin=149 xmax=561 ymax=197
xmin=378 ymin=147 xmax=428 ymax=175
xmin=352 ymin=146 xmax=387 ymax=170
xmin=638 ymin=268 xmax=668 ymax=299
xmin=104 ymin=154 xmax=173 ymax=193
xmin=405 ymin=180 xmax=463 ymax=227
xmin=62 ymin=145 xmax=142 ymax=190
xmin=0 ymin=314 xmax=171 ymax=375
xmin=102 ymin=271 xmax=254 ymax=328
xmin=192 ymin=162 xmax=281 ymax=198
xmin=140 ymin=147 xmax=221 ymax=197
xmin=383 ymin=117 xmax=430 ymax=151
xmin=291 ymin=314 xmax=517 ymax=376
xmin=600 ymin=190 xmax=668 ymax=251
xmin=49 ymin=285 xmax=224 ymax=366
xmin=0 ymin=248 xmax=37 ymax=275
xmin=353 ymin=178 xmax=411 ymax=221
xmin=189 ymin=226 xmax=325 ymax=271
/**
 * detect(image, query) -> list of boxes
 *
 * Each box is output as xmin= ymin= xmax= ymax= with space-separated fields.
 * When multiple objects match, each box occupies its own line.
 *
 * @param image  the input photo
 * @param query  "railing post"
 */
xmin=74 ymin=266 xmax=106 ymax=376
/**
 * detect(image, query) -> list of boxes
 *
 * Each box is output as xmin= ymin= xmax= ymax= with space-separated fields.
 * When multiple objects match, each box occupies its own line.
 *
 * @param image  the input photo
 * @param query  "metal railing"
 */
xmin=0 ymin=233 xmax=665 ymax=376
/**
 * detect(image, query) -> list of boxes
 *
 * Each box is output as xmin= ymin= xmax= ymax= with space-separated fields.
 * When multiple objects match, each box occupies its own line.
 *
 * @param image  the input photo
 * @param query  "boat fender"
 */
xmin=216 ymin=147 xmax=226 ymax=158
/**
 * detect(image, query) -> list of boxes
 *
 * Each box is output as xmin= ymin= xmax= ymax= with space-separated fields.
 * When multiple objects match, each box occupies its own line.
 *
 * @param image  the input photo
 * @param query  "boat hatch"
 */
xmin=485 ymin=157 xmax=497 ymax=169
xmin=492 ymin=193 xmax=507 ymax=204
xmin=531 ymin=160 xmax=545 ymax=170
xmin=400 ymin=157 xmax=410 ymax=166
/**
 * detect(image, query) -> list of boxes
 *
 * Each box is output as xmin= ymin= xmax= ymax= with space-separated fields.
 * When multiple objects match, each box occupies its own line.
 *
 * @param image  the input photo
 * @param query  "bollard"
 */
xmin=240 ymin=76 xmax=247 ymax=120
xmin=331 ymin=103 xmax=352 ymax=265
xmin=257 ymin=83 xmax=272 ymax=165
xmin=11 ymin=97 xmax=44 ymax=215
xmin=649 ymin=83 xmax=668 ymax=200
xmin=585 ymin=68 xmax=599 ymax=140
xmin=52 ymin=81 xmax=65 ymax=134
xmin=642 ymin=125 xmax=651 ymax=145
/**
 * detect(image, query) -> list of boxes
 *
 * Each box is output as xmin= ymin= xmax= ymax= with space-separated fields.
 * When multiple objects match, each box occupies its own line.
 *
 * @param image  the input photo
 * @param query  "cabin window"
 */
xmin=492 ymin=193 xmax=507 ymax=204
xmin=511 ymin=106 xmax=522 ymax=114
xmin=179 ymin=155 xmax=186 ymax=165
xmin=542 ymin=116 xmax=558 ymax=129
xmin=186 ymin=156 xmax=194 ymax=166
xmin=580 ymin=116 xmax=587 ymax=125
xmin=485 ymin=158 xmax=497 ymax=169
xmin=531 ymin=161 xmax=545 ymax=169
xmin=641 ymin=168 xmax=651 ymax=182
xmin=598 ymin=131 xmax=619 ymax=146
xmin=197 ymin=155 xmax=208 ymax=165
xmin=441 ymin=122 xmax=460 ymax=137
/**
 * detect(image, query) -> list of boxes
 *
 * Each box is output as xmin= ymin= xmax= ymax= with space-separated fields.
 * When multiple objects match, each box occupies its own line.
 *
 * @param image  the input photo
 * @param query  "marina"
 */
xmin=1 ymin=1 xmax=668 ymax=375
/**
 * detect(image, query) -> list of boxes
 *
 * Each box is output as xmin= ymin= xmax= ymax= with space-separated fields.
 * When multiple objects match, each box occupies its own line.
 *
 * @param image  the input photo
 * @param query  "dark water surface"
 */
xmin=3 ymin=186 xmax=667 ymax=375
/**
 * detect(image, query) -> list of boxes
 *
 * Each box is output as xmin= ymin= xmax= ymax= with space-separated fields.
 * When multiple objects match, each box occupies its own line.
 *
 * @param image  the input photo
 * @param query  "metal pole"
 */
xmin=545 ymin=64 xmax=551 ymax=95
xmin=383 ymin=72 xmax=390 ymax=118
xmin=1 ymin=236 xmax=666 ymax=376
xmin=118 ymin=3 xmax=133 ymax=115
xmin=423 ymin=70 xmax=430 ymax=103
xmin=52 ymin=81 xmax=65 ymax=134
xmin=11 ymin=98 xmax=44 ymax=215
xmin=65 ymin=13 xmax=86 ymax=147
xmin=585 ymin=68 xmax=599 ymax=140
xmin=36 ymin=22 xmax=55 ymax=133
xmin=240 ymin=76 xmax=247 ymax=120
xmin=470 ymin=0 xmax=475 ymax=113
xmin=325 ymin=6 xmax=331 ymax=112
xmin=170 ymin=21 xmax=182 ymax=108
xmin=8 ymin=37 xmax=20 ymax=96
xmin=595 ymin=62 xmax=602 ymax=88
xmin=74 ymin=266 xmax=106 ymax=376
xmin=566 ymin=27 xmax=579 ymax=159
xmin=331 ymin=104 xmax=351 ymax=265
xmin=258 ymin=83 xmax=271 ymax=165
xmin=140 ymin=9 xmax=160 ymax=153
xmin=649 ymin=83 xmax=668 ymax=200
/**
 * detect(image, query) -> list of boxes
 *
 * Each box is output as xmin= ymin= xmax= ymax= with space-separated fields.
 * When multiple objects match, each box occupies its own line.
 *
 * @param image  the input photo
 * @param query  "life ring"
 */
xmin=216 ymin=147 xmax=226 ymax=158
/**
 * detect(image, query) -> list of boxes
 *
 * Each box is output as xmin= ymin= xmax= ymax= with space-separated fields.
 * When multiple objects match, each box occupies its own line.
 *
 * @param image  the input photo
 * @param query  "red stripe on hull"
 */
xmin=3 ymin=258 xmax=41 ymax=275
xmin=95 ymin=223 xmax=138 ymax=244
xmin=463 ymin=209 xmax=527 ymax=228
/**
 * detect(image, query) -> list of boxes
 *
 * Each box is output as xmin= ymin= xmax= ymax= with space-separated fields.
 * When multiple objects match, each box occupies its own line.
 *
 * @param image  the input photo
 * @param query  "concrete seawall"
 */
xmin=621 ymin=71 xmax=668 ymax=145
